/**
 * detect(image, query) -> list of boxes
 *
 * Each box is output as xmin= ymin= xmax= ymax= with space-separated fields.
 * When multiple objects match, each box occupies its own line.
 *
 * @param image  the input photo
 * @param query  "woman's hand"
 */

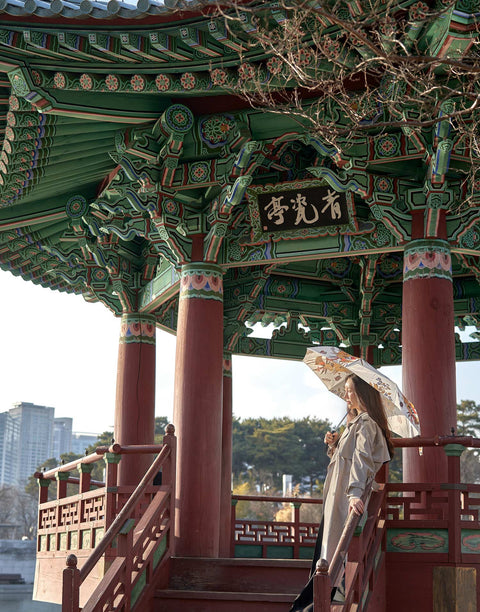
xmin=349 ymin=497 xmax=364 ymax=516
xmin=324 ymin=431 xmax=339 ymax=447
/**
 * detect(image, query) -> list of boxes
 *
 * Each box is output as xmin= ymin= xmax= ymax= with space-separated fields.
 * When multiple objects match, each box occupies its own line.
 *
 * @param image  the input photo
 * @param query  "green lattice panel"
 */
xmin=266 ymin=545 xmax=293 ymax=559
xmin=299 ymin=547 xmax=315 ymax=560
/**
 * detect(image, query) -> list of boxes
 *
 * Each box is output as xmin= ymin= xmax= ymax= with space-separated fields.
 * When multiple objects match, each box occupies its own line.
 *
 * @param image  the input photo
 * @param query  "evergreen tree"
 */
xmin=457 ymin=400 xmax=480 ymax=483
xmin=155 ymin=416 xmax=171 ymax=441
xmin=232 ymin=416 xmax=332 ymax=492
xmin=457 ymin=400 xmax=480 ymax=437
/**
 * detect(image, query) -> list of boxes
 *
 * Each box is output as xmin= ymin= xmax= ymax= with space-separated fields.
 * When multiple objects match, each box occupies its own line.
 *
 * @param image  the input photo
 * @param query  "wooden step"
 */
xmin=154 ymin=557 xmax=317 ymax=611
xmin=154 ymin=589 xmax=297 ymax=611
xmin=169 ymin=556 xmax=311 ymax=594
xmin=154 ymin=589 xmax=345 ymax=612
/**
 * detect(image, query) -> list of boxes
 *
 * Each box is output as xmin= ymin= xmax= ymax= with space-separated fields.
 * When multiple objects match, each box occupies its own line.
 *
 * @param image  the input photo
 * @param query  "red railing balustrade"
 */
xmin=230 ymin=437 xmax=480 ymax=611
xmin=311 ymin=436 xmax=480 ymax=611
xmin=33 ymin=425 xmax=176 ymax=611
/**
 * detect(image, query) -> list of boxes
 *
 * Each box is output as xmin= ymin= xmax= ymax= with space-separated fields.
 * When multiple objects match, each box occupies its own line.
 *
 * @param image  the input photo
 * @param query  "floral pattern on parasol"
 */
xmin=304 ymin=346 xmax=420 ymax=438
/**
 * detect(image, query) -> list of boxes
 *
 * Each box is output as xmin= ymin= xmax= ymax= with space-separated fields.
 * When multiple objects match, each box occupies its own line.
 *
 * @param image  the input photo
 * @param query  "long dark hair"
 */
xmin=346 ymin=374 xmax=394 ymax=458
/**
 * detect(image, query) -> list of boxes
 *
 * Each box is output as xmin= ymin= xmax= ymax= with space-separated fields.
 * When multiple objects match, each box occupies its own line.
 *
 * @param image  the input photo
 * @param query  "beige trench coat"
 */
xmin=320 ymin=411 xmax=390 ymax=563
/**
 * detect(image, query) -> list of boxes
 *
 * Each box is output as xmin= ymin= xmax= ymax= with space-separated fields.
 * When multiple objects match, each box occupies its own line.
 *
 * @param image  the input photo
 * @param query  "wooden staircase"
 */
xmin=42 ymin=435 xmax=391 ymax=611
xmin=154 ymin=557 xmax=311 ymax=611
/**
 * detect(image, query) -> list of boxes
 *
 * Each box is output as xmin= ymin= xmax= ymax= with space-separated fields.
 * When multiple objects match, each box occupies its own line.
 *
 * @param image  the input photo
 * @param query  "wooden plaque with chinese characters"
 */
xmin=258 ymin=186 xmax=348 ymax=232
xmin=247 ymin=181 xmax=355 ymax=242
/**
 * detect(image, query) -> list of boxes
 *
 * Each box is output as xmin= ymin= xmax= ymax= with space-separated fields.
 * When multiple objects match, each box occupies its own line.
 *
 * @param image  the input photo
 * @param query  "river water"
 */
xmin=0 ymin=586 xmax=60 ymax=612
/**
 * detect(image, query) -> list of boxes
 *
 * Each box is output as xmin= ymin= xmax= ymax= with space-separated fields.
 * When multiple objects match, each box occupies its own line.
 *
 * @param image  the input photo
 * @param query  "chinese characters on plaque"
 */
xmin=257 ymin=186 xmax=348 ymax=232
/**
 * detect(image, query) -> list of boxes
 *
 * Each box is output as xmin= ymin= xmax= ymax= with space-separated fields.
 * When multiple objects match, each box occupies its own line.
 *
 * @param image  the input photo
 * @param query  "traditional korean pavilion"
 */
xmin=0 ymin=0 xmax=479 ymax=610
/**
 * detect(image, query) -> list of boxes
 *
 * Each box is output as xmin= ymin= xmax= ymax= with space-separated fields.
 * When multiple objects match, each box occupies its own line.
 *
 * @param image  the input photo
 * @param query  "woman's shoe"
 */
xmin=332 ymin=581 xmax=345 ymax=603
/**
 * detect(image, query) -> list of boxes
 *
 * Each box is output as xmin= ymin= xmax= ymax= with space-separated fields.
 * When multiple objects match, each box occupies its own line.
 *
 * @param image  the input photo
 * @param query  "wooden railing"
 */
xmin=34 ymin=430 xmax=479 ymax=610
xmin=313 ymin=483 xmax=383 ymax=610
xmin=231 ymin=437 xmax=480 ymax=611
xmin=63 ymin=438 xmax=176 ymax=611
xmin=310 ymin=436 xmax=480 ymax=611
xmin=231 ymin=494 xmax=323 ymax=558
xmin=33 ymin=426 xmax=176 ymax=611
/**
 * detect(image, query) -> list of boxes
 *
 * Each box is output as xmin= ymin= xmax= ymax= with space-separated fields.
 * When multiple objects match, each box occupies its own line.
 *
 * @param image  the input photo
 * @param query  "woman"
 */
xmin=289 ymin=374 xmax=394 ymax=611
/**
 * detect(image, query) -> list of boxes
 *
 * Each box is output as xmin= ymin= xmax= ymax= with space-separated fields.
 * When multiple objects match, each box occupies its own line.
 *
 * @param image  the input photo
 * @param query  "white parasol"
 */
xmin=303 ymin=345 xmax=420 ymax=438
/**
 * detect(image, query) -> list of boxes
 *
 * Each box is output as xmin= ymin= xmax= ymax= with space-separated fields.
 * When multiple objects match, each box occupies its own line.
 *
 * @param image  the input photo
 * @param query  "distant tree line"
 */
xmin=232 ymin=416 xmax=332 ymax=494
xmin=0 ymin=485 xmax=37 ymax=540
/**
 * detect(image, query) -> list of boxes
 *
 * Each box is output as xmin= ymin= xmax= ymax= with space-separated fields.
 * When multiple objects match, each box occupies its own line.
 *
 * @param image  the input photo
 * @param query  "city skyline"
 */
xmin=0 ymin=401 xmax=102 ymax=485
xmin=0 ymin=403 xmax=101 ymax=438
xmin=0 ymin=402 xmax=54 ymax=485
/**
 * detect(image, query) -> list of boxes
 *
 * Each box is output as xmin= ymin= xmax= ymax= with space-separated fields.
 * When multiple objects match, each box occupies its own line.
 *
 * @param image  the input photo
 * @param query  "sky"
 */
xmin=0 ymin=270 xmax=479 ymax=435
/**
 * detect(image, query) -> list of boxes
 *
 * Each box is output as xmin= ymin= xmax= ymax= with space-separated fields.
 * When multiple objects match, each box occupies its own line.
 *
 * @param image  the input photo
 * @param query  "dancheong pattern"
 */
xmin=179 ymin=264 xmax=224 ymax=302
xmin=119 ymin=314 xmax=156 ymax=345
xmin=387 ymin=529 xmax=448 ymax=553
xmin=403 ymin=240 xmax=452 ymax=282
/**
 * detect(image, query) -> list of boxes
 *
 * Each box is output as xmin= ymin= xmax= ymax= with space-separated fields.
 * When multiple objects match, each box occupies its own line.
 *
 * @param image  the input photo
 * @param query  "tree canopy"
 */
xmin=457 ymin=400 xmax=480 ymax=483
xmin=457 ymin=400 xmax=480 ymax=437
xmin=215 ymin=0 xmax=480 ymax=202
xmin=233 ymin=415 xmax=333 ymax=493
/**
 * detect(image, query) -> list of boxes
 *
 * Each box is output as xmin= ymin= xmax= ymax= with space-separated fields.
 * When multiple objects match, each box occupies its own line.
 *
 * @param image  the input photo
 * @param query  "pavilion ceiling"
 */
xmin=0 ymin=0 xmax=479 ymax=365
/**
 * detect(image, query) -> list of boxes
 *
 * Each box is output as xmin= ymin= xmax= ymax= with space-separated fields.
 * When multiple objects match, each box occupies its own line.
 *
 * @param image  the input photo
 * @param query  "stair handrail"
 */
xmin=329 ymin=483 xmax=372 ymax=585
xmin=313 ymin=483 xmax=373 ymax=609
xmin=62 ymin=425 xmax=176 ymax=611
xmin=36 ymin=442 xmax=171 ymax=481
xmin=79 ymin=442 xmax=171 ymax=583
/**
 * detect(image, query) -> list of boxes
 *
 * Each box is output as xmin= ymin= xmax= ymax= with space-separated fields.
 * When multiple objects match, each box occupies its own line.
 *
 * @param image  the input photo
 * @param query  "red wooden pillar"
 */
xmin=79 ymin=463 xmax=93 ymax=493
xmin=444 ymin=444 xmax=464 ymax=564
xmin=173 ymin=263 xmax=224 ymax=557
xmin=38 ymin=478 xmax=50 ymax=504
xmin=402 ymin=239 xmax=456 ymax=482
xmin=56 ymin=471 xmax=70 ymax=499
xmin=114 ymin=313 xmax=156 ymax=486
xmin=219 ymin=354 xmax=233 ymax=557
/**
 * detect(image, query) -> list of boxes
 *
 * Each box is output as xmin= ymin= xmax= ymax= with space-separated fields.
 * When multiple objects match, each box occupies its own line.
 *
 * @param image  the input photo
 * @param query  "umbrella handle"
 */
xmin=325 ymin=430 xmax=339 ymax=449
xmin=333 ymin=411 xmax=348 ymax=431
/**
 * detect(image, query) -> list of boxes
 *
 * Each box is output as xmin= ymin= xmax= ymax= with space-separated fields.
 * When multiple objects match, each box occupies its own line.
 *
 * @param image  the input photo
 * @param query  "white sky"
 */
xmin=0 ymin=270 xmax=479 ymax=435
